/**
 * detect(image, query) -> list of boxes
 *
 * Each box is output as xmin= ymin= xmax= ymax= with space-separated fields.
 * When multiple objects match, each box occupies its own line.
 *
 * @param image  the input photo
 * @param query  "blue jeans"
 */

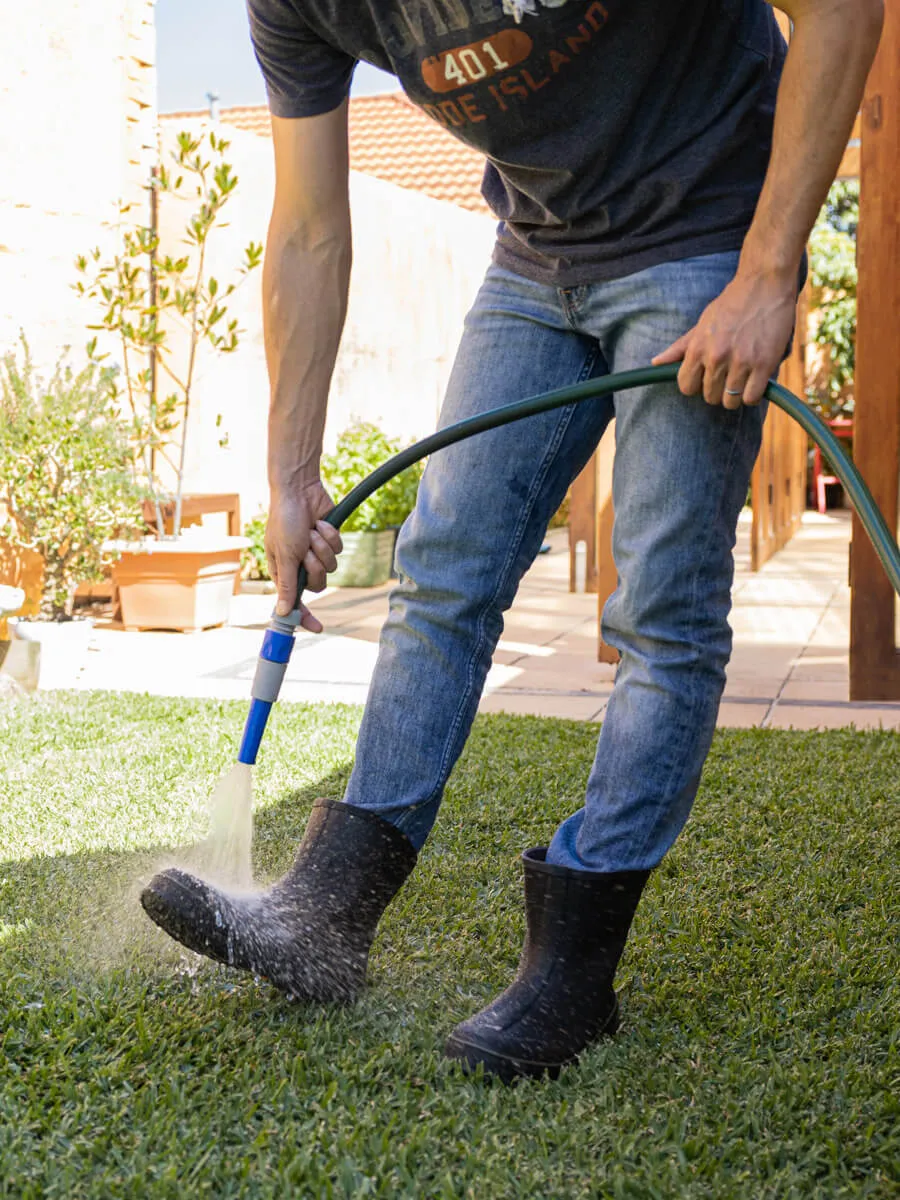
xmin=343 ymin=252 xmax=766 ymax=873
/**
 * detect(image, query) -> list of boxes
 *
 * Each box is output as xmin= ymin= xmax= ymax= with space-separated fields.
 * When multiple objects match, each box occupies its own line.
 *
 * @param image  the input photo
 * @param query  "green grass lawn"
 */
xmin=0 ymin=691 xmax=897 ymax=1199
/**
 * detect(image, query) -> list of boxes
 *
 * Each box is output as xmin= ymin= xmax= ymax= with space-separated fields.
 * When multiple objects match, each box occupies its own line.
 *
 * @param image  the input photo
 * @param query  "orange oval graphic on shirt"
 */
xmin=421 ymin=30 xmax=533 ymax=94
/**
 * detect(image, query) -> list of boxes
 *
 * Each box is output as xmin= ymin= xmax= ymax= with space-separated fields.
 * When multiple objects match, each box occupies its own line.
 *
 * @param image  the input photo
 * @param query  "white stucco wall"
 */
xmin=0 ymin=0 xmax=156 ymax=369
xmin=158 ymin=121 xmax=496 ymax=524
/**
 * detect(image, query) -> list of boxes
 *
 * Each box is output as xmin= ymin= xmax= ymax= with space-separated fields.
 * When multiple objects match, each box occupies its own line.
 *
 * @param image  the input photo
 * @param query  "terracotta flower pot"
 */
xmin=111 ymin=536 xmax=249 ymax=632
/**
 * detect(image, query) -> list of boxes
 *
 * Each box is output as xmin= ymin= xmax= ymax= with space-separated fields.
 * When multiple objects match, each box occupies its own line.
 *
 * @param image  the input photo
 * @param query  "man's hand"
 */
xmin=266 ymin=480 xmax=343 ymax=629
xmin=652 ymin=268 xmax=797 ymax=410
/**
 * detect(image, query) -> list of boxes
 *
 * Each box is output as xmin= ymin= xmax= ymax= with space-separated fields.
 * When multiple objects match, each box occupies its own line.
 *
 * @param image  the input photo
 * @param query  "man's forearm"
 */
xmin=740 ymin=0 xmax=883 ymax=282
xmin=264 ymin=215 xmax=352 ymax=493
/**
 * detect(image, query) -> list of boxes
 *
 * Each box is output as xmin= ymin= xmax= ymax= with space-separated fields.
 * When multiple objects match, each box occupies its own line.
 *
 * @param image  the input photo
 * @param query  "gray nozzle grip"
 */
xmin=250 ymin=655 xmax=290 ymax=703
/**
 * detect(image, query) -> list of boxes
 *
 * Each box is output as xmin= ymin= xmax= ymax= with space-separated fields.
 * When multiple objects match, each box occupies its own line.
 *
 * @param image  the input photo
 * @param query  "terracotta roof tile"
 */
xmin=162 ymin=94 xmax=491 ymax=216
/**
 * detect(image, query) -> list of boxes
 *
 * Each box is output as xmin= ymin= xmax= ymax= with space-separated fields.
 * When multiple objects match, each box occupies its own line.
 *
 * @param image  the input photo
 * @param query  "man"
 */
xmin=142 ymin=0 xmax=882 ymax=1082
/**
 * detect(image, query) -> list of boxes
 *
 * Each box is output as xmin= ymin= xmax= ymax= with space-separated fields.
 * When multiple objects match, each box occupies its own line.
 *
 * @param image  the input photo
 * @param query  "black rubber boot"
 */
xmin=445 ymin=848 xmax=650 ymax=1082
xmin=140 ymin=799 xmax=417 ymax=1002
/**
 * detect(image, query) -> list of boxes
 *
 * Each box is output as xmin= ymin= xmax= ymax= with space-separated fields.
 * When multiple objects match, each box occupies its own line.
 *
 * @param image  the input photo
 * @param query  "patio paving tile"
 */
xmin=484 ymin=663 xmax=525 ymax=690
xmin=323 ymin=623 xmax=382 ymax=646
xmin=538 ymin=632 xmax=608 ymax=656
xmin=511 ymin=592 xmax=598 ymax=615
xmin=725 ymin=646 xmax=805 ymax=680
xmin=282 ymin=636 xmax=380 ymax=684
xmin=714 ymin=701 xmax=769 ymax=728
xmin=506 ymin=673 xmax=613 ymax=696
xmin=789 ymin=652 xmax=850 ymax=681
xmin=501 ymin=649 xmax=614 ymax=676
xmin=728 ymin=606 xmax=824 ymax=645
xmin=478 ymin=692 xmax=604 ymax=720
xmin=500 ymin=618 xmax=586 ymax=645
xmin=766 ymin=704 xmax=900 ymax=731
xmin=778 ymin=679 xmax=850 ymax=703
xmin=734 ymin=577 xmax=838 ymax=606
xmin=721 ymin=678 xmax=781 ymax=701
xmin=806 ymin=610 xmax=851 ymax=646
xmin=278 ymin=681 xmax=371 ymax=706
xmin=495 ymin=638 xmax=558 ymax=659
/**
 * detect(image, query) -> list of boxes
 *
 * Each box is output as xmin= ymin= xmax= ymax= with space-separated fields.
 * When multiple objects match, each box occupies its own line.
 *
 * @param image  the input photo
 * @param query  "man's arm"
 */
xmin=654 ymin=0 xmax=884 ymax=408
xmin=264 ymin=103 xmax=351 ymax=625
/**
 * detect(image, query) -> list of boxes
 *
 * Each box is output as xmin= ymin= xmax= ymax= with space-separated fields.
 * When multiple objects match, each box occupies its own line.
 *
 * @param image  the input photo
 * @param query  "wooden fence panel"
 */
xmin=568 ymin=453 xmax=599 ymax=594
xmin=594 ymin=426 xmax=619 ymax=664
xmin=750 ymin=289 xmax=810 ymax=571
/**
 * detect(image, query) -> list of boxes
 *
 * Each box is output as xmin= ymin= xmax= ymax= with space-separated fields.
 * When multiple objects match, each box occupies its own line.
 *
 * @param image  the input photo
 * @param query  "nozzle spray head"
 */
xmin=237 ymin=616 xmax=298 ymax=765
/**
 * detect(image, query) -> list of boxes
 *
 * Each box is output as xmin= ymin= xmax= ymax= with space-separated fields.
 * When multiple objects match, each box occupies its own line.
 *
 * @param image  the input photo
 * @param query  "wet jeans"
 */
xmin=343 ymin=252 xmax=766 ymax=872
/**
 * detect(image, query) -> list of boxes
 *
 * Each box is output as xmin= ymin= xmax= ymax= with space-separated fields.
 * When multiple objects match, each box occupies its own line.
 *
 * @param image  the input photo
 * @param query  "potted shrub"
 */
xmin=74 ymin=130 xmax=262 ymax=631
xmin=320 ymin=421 xmax=423 ymax=587
xmin=240 ymin=512 xmax=276 ymax=594
xmin=0 ymin=340 xmax=144 ymax=687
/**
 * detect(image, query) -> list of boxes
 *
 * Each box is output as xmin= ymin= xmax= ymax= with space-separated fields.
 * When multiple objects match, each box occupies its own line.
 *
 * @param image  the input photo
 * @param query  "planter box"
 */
xmin=330 ymin=530 xmax=397 ymax=588
xmin=111 ymin=536 xmax=249 ymax=632
xmin=0 ymin=586 xmax=24 ymax=619
xmin=7 ymin=617 xmax=94 ymax=690
xmin=0 ymin=537 xmax=42 ymax=638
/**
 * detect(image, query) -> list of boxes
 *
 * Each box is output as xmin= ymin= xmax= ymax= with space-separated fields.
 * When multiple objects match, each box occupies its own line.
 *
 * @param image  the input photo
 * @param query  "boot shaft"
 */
xmin=279 ymin=799 xmax=418 ymax=932
xmin=520 ymin=848 xmax=649 ymax=981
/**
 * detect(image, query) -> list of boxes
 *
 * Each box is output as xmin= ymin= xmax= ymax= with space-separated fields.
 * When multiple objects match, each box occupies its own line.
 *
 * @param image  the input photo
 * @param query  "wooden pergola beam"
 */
xmin=850 ymin=0 xmax=900 ymax=701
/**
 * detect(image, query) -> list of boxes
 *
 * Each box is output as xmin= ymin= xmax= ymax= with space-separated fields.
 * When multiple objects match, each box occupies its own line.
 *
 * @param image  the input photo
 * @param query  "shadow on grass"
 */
xmin=2 ymin=712 xmax=898 ymax=1027
xmin=0 ymin=730 xmax=540 ymax=1148
xmin=0 ymin=762 xmax=358 ymax=985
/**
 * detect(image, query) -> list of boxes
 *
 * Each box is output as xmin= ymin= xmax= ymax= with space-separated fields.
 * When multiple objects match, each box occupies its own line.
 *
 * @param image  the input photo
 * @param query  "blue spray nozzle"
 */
xmin=236 ymin=618 xmax=299 ymax=765
xmin=238 ymin=699 xmax=274 ymax=766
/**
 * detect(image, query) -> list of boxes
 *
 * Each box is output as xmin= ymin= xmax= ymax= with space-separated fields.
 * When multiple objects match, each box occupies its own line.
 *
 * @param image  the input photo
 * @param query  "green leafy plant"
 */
xmin=241 ymin=422 xmax=423 ymax=581
xmin=74 ymin=130 xmax=262 ymax=539
xmin=241 ymin=512 xmax=269 ymax=581
xmin=808 ymin=180 xmax=858 ymax=418
xmin=320 ymin=421 xmax=423 ymax=534
xmin=0 ymin=338 xmax=144 ymax=620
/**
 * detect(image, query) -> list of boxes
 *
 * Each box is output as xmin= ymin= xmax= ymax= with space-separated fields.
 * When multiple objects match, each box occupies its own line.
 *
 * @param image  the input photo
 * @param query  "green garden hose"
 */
xmin=238 ymin=363 xmax=900 ymax=765
xmin=324 ymin=363 xmax=899 ymax=593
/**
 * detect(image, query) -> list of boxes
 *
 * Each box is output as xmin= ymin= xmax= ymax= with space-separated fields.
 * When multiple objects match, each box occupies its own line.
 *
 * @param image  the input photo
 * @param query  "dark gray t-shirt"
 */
xmin=248 ymin=0 xmax=786 ymax=286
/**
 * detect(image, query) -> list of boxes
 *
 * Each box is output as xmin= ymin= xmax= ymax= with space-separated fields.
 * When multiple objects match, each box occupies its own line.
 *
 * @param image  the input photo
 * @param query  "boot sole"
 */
xmin=140 ymin=870 xmax=235 ymax=967
xmin=444 ymin=998 xmax=620 ymax=1084
xmin=141 ymin=870 xmax=365 ymax=1004
xmin=444 ymin=1035 xmax=565 ymax=1083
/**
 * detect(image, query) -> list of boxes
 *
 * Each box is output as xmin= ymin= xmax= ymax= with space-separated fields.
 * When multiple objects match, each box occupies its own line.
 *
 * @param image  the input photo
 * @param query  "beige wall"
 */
xmin=0 ymin=0 xmax=156 ymax=370
xmin=158 ymin=121 xmax=496 ymax=524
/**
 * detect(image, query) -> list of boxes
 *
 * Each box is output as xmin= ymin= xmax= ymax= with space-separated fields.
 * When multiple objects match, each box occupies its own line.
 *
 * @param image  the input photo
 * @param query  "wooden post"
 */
xmin=850 ymin=0 xmax=900 ymax=701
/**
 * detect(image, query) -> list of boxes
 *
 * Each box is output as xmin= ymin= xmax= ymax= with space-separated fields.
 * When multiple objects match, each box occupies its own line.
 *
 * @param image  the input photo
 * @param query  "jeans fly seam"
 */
xmin=429 ymin=347 xmax=601 ymax=805
xmin=630 ymin=404 xmax=747 ymax=866
xmin=558 ymin=286 xmax=587 ymax=330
